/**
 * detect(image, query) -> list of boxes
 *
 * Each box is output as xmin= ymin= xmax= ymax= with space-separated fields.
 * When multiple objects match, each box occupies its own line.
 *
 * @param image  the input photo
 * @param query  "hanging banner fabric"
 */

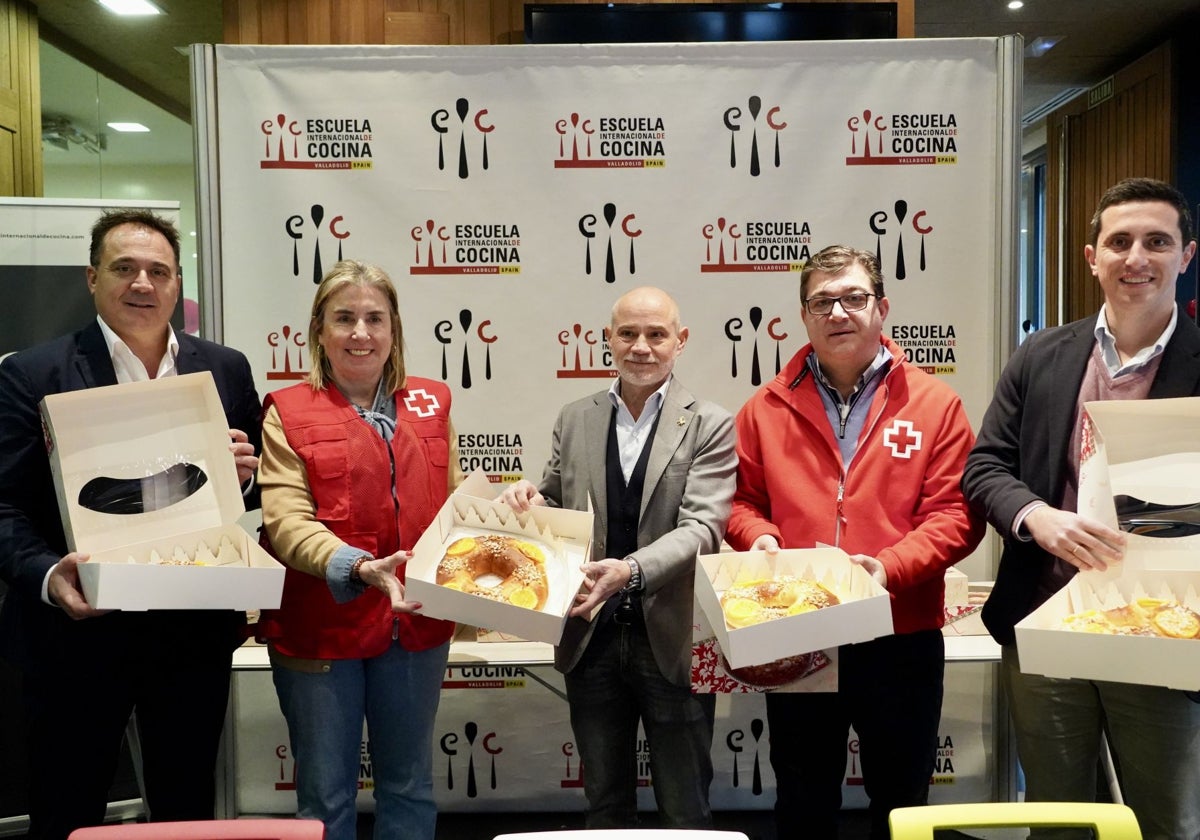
xmin=213 ymin=41 xmax=1009 ymax=585
xmin=208 ymin=37 xmax=1016 ymax=816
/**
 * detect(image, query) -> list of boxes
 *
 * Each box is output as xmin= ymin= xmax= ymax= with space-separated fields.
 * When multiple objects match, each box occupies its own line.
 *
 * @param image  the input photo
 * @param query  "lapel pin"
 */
xmin=677 ymin=416 xmax=687 ymax=427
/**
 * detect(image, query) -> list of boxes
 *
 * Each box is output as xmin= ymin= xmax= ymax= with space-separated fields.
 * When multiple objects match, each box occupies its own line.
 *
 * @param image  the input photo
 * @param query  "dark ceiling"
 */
xmin=35 ymin=0 xmax=1200 ymax=131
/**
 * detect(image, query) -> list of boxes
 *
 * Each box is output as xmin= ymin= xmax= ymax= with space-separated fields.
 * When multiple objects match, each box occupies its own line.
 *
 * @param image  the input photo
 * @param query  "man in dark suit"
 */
xmin=500 ymin=286 xmax=736 ymax=828
xmin=0 ymin=209 xmax=262 ymax=840
xmin=963 ymin=178 xmax=1200 ymax=839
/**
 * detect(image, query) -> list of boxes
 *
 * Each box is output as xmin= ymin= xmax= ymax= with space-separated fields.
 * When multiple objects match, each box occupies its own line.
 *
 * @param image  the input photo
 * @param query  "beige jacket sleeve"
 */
xmin=258 ymin=404 xmax=347 ymax=579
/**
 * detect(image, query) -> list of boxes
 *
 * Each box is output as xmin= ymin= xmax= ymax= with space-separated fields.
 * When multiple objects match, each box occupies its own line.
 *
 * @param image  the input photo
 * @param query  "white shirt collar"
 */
xmin=95 ymin=315 xmax=179 ymax=383
xmin=607 ymin=375 xmax=671 ymax=421
xmin=1093 ymin=304 xmax=1176 ymax=377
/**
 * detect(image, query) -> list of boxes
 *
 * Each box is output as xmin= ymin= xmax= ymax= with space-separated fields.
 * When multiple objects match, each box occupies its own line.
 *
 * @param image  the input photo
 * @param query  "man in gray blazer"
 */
xmin=501 ymin=286 xmax=736 ymax=828
xmin=964 ymin=178 xmax=1200 ymax=839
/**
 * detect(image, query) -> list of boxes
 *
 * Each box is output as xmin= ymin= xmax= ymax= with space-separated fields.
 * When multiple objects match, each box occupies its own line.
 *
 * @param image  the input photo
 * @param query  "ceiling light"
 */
xmin=1026 ymin=36 xmax=1064 ymax=58
xmin=96 ymin=0 xmax=163 ymax=16
xmin=1007 ymin=0 xmax=1024 ymax=9
xmin=107 ymin=122 xmax=150 ymax=132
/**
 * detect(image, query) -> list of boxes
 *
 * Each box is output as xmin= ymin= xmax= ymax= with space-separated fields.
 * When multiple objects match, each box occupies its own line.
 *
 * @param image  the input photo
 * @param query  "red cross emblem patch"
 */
xmin=883 ymin=419 xmax=922 ymax=459
xmin=403 ymin=388 xmax=440 ymax=418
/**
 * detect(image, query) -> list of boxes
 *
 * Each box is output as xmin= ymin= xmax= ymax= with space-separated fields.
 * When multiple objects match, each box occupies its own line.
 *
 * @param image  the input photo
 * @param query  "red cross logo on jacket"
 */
xmin=883 ymin=419 xmax=922 ymax=459
xmin=404 ymin=388 xmax=441 ymax=418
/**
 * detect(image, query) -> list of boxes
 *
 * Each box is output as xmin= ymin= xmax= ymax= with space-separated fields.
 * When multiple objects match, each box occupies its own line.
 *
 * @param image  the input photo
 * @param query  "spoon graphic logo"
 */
xmin=724 ymin=307 xmax=789 ymax=385
xmin=869 ymin=200 xmax=933 ymax=280
xmin=556 ymin=323 xmax=615 ymax=380
xmin=434 ymin=309 xmax=499 ymax=389
xmin=284 ymin=204 xmax=351 ymax=284
xmin=579 ymin=202 xmax=642 ymax=283
xmin=431 ymin=98 xmax=495 ymax=179
xmin=722 ymin=96 xmax=787 ymax=176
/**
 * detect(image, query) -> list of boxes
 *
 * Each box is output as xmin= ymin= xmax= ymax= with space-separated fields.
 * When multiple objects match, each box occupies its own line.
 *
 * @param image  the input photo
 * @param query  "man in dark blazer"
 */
xmin=0 ymin=209 xmax=262 ymax=840
xmin=963 ymin=178 xmax=1200 ymax=839
xmin=500 ymin=286 xmax=736 ymax=829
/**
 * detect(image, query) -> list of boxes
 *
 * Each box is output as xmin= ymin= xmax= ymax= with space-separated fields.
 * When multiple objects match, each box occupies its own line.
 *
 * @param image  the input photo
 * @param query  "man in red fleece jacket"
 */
xmin=726 ymin=244 xmax=984 ymax=840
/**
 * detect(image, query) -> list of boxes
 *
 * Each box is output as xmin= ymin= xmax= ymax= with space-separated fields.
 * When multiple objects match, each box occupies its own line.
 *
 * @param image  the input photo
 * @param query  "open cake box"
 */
xmin=1015 ymin=397 xmax=1200 ymax=690
xmin=694 ymin=547 xmax=892 ymax=669
xmin=406 ymin=470 xmax=592 ymax=645
xmin=40 ymin=372 xmax=284 ymax=611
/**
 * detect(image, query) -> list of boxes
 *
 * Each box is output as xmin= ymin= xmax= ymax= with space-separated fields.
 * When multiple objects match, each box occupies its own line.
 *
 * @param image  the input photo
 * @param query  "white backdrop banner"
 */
xmin=231 ymin=659 xmax=995 ymax=814
xmin=210 ymin=39 xmax=1014 ymax=577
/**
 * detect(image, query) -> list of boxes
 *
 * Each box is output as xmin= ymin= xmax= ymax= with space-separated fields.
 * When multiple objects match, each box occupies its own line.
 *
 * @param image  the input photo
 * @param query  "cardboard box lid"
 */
xmin=41 ymin=372 xmax=245 ymax=555
xmin=1081 ymin=398 xmax=1200 ymax=525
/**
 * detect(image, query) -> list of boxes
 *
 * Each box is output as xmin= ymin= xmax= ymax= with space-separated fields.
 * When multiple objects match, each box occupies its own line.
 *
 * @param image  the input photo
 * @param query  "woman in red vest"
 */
xmin=258 ymin=260 xmax=458 ymax=840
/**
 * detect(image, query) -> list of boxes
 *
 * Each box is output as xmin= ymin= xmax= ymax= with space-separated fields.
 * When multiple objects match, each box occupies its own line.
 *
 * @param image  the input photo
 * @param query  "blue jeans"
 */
xmin=564 ymin=613 xmax=716 ymax=829
xmin=1002 ymin=644 xmax=1200 ymax=840
xmin=272 ymin=639 xmax=450 ymax=840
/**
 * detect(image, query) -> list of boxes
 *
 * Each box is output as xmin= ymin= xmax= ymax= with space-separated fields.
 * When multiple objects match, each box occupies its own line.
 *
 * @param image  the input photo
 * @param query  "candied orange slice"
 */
xmin=786 ymin=600 xmax=819 ymax=616
xmin=441 ymin=579 xmax=466 ymax=592
xmin=445 ymin=537 xmax=476 ymax=556
xmin=1152 ymin=606 xmax=1200 ymax=639
xmin=515 ymin=541 xmax=545 ymax=563
xmin=508 ymin=587 xmax=539 ymax=610
xmin=723 ymin=597 xmax=764 ymax=628
xmin=1135 ymin=597 xmax=1170 ymax=611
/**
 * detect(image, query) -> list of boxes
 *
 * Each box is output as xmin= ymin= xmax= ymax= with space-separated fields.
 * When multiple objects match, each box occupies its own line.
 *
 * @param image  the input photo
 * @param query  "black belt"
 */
xmin=611 ymin=595 xmax=645 ymax=628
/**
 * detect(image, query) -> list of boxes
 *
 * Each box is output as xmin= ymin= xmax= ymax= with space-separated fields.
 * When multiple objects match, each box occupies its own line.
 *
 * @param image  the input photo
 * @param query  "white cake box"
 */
xmin=1016 ymin=397 xmax=1200 ymax=689
xmin=406 ymin=470 xmax=592 ymax=645
xmin=694 ymin=547 xmax=893 ymax=669
xmin=40 ymin=372 xmax=284 ymax=611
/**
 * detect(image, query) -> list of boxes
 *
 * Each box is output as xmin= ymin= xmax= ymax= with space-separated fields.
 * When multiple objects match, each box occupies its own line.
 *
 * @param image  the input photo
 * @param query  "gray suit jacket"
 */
xmin=539 ymin=378 xmax=736 ymax=686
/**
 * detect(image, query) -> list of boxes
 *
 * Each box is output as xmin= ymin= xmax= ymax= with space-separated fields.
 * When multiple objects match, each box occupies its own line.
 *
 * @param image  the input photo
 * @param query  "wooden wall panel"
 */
xmin=0 ymin=0 xmax=40 ymax=197
xmin=1045 ymin=43 xmax=1173 ymax=326
xmin=226 ymin=0 xmax=912 ymax=47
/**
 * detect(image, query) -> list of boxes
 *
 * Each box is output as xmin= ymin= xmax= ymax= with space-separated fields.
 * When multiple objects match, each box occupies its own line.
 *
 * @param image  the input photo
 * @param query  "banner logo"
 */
xmin=580 ymin=202 xmax=642 ymax=284
xmin=266 ymin=324 xmax=308 ymax=381
xmin=285 ymin=205 xmax=351 ymax=284
xmin=554 ymin=112 xmax=666 ymax=169
xmin=722 ymin=96 xmax=787 ymax=176
xmin=410 ymin=219 xmax=521 ymax=275
xmin=431 ymin=98 xmax=495 ymax=179
xmin=724 ymin=308 xmax=789 ymax=385
xmin=557 ymin=323 xmax=615 ymax=379
xmin=890 ymin=323 xmax=957 ymax=374
xmin=700 ymin=217 xmax=811 ymax=273
xmin=435 ymin=310 xmax=498 ymax=389
xmin=439 ymin=723 xmax=504 ymax=797
xmin=458 ymin=431 xmax=524 ymax=484
xmin=845 ymin=109 xmax=958 ymax=166
xmin=869 ymin=201 xmax=933 ymax=280
xmin=560 ymin=740 xmax=651 ymax=789
xmin=725 ymin=719 xmax=767 ymax=794
xmin=259 ymin=113 xmax=374 ymax=170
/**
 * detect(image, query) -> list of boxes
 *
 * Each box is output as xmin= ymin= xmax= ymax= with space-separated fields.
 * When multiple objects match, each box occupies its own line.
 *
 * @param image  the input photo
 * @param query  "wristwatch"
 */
xmin=622 ymin=557 xmax=643 ymax=593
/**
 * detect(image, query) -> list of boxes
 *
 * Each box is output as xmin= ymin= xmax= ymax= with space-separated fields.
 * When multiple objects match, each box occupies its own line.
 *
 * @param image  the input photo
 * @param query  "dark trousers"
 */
xmin=22 ymin=618 xmax=236 ymax=840
xmin=765 ymin=629 xmax=945 ymax=840
xmin=564 ymin=607 xmax=716 ymax=829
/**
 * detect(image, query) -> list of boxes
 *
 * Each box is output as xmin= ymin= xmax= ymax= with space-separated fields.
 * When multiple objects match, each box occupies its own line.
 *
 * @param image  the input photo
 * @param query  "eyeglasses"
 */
xmin=802 ymin=292 xmax=877 ymax=316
